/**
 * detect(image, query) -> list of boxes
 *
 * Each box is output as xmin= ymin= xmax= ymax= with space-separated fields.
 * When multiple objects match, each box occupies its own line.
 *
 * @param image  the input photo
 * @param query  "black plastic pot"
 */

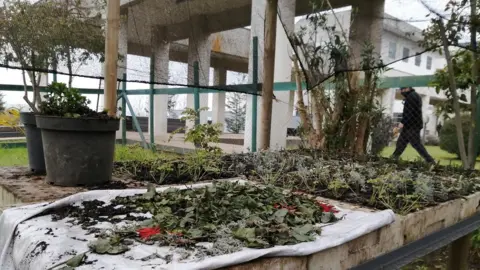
xmin=35 ymin=115 xmax=120 ymax=187
xmin=19 ymin=112 xmax=46 ymax=174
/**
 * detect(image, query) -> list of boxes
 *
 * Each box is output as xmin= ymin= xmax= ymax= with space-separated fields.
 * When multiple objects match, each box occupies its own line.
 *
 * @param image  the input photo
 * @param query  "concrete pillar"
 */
xmin=270 ymin=0 xmax=296 ymax=150
xmin=380 ymin=88 xmax=395 ymax=117
xmin=115 ymin=13 xmax=128 ymax=139
xmin=212 ymin=67 xmax=227 ymax=129
xmin=421 ymin=94 xmax=431 ymax=138
xmin=152 ymin=27 xmax=169 ymax=137
xmin=186 ymin=16 xmax=211 ymax=129
xmin=349 ymin=0 xmax=385 ymax=68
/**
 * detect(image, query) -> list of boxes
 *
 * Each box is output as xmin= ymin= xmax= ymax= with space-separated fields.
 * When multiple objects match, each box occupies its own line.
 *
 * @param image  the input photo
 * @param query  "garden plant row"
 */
xmin=41 ymin=146 xmax=480 ymax=268
xmin=113 ymin=146 xmax=480 ymax=215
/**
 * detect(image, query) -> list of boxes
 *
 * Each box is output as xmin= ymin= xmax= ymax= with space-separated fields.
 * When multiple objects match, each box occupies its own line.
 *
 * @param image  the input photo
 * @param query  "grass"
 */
xmin=0 ymin=144 xmax=179 ymax=167
xmin=1 ymin=143 xmax=477 ymax=169
xmin=382 ymin=145 xmax=480 ymax=169
xmin=0 ymin=148 xmax=28 ymax=166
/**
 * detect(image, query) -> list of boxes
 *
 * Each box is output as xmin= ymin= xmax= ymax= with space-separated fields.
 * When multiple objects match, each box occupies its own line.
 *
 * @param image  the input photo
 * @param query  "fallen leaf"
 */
xmin=65 ymin=252 xmax=86 ymax=267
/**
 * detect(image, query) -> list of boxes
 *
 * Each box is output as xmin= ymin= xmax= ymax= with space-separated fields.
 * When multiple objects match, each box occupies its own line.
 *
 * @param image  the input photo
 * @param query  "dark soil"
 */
xmin=48 ymin=199 xmax=147 ymax=229
xmin=28 ymin=241 xmax=48 ymax=258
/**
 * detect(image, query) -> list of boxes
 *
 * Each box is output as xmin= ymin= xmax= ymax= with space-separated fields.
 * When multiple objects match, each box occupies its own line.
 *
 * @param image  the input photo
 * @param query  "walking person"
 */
xmin=391 ymin=86 xmax=435 ymax=164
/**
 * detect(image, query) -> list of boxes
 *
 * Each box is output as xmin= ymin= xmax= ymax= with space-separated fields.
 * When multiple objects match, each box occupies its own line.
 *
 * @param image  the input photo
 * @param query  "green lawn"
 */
xmin=0 ymin=143 xmax=476 ymax=169
xmin=0 ymin=148 xmax=28 ymax=166
xmin=382 ymin=145 xmax=480 ymax=169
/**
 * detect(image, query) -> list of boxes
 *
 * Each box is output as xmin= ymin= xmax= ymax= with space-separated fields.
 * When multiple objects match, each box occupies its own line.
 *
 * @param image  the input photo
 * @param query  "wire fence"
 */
xmin=0 ymin=0 xmax=477 ymax=156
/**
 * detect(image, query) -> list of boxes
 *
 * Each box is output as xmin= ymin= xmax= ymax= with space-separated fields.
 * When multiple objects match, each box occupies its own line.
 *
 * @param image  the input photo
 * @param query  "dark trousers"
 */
xmin=392 ymin=128 xmax=435 ymax=163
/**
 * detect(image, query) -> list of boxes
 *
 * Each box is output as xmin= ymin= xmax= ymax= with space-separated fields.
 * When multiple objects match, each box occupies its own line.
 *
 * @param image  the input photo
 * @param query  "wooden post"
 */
xmin=104 ymin=0 xmax=120 ymax=117
xmin=259 ymin=0 xmax=278 ymax=150
xmin=447 ymin=234 xmax=471 ymax=270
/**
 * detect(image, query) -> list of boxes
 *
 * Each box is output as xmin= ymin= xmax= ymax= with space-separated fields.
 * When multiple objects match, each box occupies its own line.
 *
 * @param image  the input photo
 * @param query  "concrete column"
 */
xmin=152 ymin=27 xmax=169 ymax=137
xmin=380 ymin=88 xmax=395 ymax=117
xmin=212 ymin=67 xmax=227 ymax=128
xmin=244 ymin=0 xmax=266 ymax=151
xmin=270 ymin=0 xmax=296 ymax=150
xmin=349 ymin=0 xmax=385 ymax=68
xmin=186 ymin=16 xmax=211 ymax=129
xmin=115 ymin=13 xmax=128 ymax=139
xmin=421 ymin=94 xmax=431 ymax=138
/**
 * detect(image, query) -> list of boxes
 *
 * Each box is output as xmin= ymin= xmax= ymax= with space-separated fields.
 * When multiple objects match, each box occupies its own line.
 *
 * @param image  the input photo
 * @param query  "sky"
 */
xmin=0 ymin=0 xmax=450 ymax=116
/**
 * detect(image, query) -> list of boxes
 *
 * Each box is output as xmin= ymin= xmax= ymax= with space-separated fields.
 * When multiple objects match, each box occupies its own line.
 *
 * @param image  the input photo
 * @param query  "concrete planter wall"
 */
xmin=35 ymin=115 xmax=120 ymax=187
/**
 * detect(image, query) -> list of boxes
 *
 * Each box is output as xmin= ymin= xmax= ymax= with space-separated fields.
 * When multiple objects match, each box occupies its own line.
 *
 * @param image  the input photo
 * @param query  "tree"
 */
xmin=225 ymin=92 xmax=246 ymax=134
xmin=0 ymin=0 xmax=57 ymax=112
xmin=420 ymin=0 xmax=480 ymax=169
xmin=52 ymin=0 xmax=105 ymax=88
xmin=292 ymin=0 xmax=387 ymax=155
xmin=430 ymin=50 xmax=475 ymax=117
xmin=0 ymin=92 xmax=5 ymax=112
xmin=0 ymin=0 xmax=105 ymax=112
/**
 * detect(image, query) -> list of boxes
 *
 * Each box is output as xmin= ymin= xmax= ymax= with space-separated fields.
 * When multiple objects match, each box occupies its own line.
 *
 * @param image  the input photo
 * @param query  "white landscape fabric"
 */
xmin=0 ymin=182 xmax=396 ymax=270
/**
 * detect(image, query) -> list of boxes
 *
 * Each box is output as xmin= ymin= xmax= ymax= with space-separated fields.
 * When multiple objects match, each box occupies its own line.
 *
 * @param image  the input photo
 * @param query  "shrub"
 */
xmin=424 ymin=135 xmax=440 ymax=146
xmin=370 ymin=115 xmax=395 ymax=156
xmin=40 ymin=82 xmax=92 ymax=117
xmin=439 ymin=115 xmax=478 ymax=157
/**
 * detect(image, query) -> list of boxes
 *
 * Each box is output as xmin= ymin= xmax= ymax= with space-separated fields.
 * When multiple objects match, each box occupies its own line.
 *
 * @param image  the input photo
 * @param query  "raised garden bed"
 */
xmin=0 ymin=180 xmax=395 ymax=269
xmin=114 ymin=149 xmax=480 ymax=215
xmin=2 ymin=148 xmax=480 ymax=269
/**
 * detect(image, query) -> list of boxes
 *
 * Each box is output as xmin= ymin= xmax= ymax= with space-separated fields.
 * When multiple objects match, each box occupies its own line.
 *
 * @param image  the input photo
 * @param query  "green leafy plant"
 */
xmin=40 ymin=82 xmax=96 ymax=117
xmin=171 ymin=107 xmax=223 ymax=153
xmin=53 ymin=181 xmax=339 ymax=254
xmin=439 ymin=115 xmax=478 ymax=157
xmin=180 ymin=149 xmax=221 ymax=182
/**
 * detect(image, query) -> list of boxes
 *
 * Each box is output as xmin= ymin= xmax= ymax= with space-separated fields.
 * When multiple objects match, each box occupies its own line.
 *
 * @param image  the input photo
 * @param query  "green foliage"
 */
xmin=429 ymin=50 xmax=474 ymax=115
xmin=472 ymin=229 xmax=480 ymax=255
xmin=181 ymin=149 xmax=221 ymax=182
xmin=0 ymin=0 xmax=105 ymax=111
xmin=61 ymin=181 xmax=338 ymax=253
xmin=172 ymin=107 xmax=223 ymax=153
xmin=114 ymin=144 xmax=178 ymax=162
xmin=439 ymin=115 xmax=477 ymax=157
xmin=40 ymin=82 xmax=93 ymax=117
xmin=370 ymin=114 xmax=395 ymax=156
xmin=0 ymin=92 xmax=5 ymax=112
xmin=225 ymin=93 xmax=246 ymax=134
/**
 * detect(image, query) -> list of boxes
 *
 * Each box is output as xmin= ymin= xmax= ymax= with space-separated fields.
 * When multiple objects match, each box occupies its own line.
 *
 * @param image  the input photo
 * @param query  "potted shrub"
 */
xmin=0 ymin=0 xmax=105 ymax=174
xmin=36 ymin=83 xmax=119 ymax=186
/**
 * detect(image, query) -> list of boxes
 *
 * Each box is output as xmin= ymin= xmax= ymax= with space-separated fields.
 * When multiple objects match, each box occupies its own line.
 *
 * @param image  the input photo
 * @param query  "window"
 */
xmin=393 ymin=113 xmax=403 ymax=124
xmin=415 ymin=53 xmax=422 ymax=66
xmin=402 ymin=48 xmax=410 ymax=62
xmin=426 ymin=56 xmax=433 ymax=70
xmin=388 ymin=42 xmax=397 ymax=59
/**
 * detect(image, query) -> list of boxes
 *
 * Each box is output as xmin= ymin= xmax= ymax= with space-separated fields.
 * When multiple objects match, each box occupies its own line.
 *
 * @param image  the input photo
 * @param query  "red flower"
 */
xmin=316 ymin=201 xmax=339 ymax=213
xmin=137 ymin=227 xmax=161 ymax=240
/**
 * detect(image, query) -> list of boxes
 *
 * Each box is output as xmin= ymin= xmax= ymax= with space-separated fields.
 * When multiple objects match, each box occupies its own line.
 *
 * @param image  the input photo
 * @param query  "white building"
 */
xmin=293 ymin=9 xmax=448 ymax=137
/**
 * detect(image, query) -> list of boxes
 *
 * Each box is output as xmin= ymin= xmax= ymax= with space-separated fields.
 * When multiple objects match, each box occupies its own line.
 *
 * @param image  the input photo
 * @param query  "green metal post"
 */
xmin=149 ymin=55 xmax=155 ymax=148
xmin=474 ymin=93 xmax=480 ymax=158
xmin=53 ymin=61 xmax=57 ymax=83
xmin=124 ymin=94 xmax=149 ymax=149
xmin=122 ymin=73 xmax=127 ymax=145
xmin=251 ymin=36 xmax=258 ymax=152
xmin=193 ymin=61 xmax=200 ymax=126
